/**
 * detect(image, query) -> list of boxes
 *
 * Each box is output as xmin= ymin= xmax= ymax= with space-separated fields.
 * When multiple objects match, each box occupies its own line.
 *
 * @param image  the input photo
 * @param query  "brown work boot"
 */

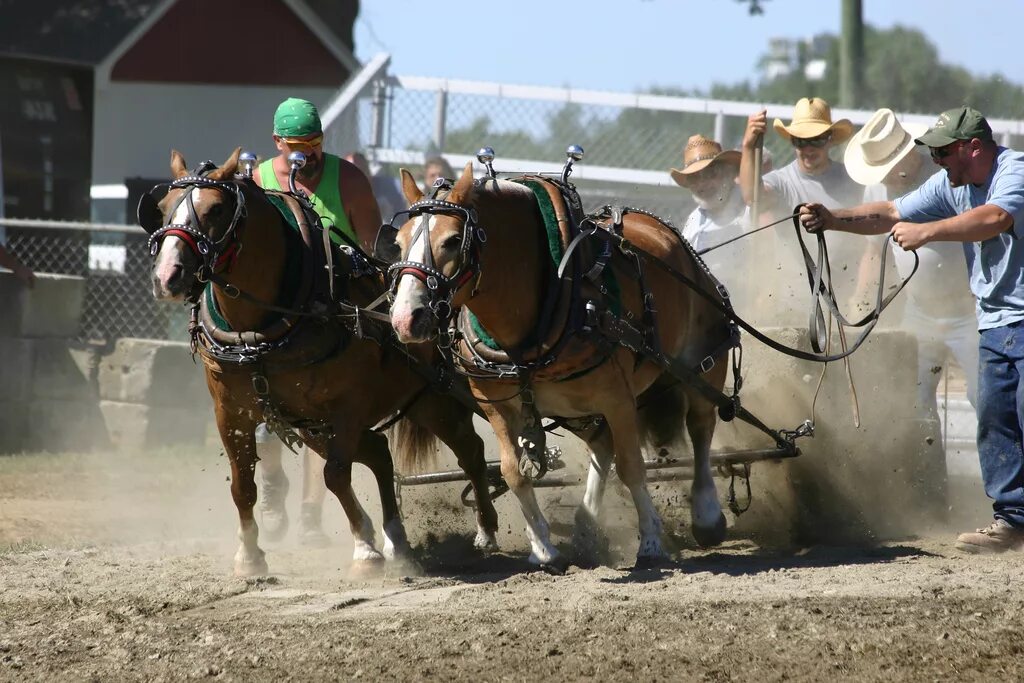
xmin=955 ymin=519 xmax=1024 ymax=554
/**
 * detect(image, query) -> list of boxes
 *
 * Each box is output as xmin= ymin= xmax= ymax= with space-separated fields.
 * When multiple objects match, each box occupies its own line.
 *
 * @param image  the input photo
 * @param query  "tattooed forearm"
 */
xmin=838 ymin=213 xmax=882 ymax=223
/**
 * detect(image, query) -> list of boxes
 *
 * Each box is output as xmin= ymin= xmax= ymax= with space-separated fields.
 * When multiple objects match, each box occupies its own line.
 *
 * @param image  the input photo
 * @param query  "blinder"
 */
xmin=143 ymin=166 xmax=248 ymax=294
xmin=373 ymin=222 xmax=401 ymax=264
xmin=137 ymin=193 xmax=163 ymax=235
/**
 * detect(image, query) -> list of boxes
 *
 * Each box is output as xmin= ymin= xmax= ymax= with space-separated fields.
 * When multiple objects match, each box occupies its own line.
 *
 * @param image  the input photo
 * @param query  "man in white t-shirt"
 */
xmin=671 ymin=135 xmax=751 ymax=308
xmin=844 ymin=108 xmax=978 ymax=418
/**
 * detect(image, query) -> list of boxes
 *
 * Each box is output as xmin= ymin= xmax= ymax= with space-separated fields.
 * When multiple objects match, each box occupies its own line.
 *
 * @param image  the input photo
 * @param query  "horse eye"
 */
xmin=208 ymin=204 xmax=224 ymax=216
xmin=441 ymin=234 xmax=462 ymax=251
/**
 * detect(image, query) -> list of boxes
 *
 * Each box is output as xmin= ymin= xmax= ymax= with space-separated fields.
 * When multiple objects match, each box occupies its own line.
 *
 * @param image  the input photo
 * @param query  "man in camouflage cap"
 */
xmin=254 ymin=97 xmax=381 ymax=252
xmin=253 ymin=97 xmax=384 ymax=546
xmin=799 ymin=105 xmax=1024 ymax=554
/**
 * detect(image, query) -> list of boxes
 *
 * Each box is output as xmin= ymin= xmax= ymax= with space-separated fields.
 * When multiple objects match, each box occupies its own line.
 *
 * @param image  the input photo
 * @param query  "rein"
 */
xmin=613 ymin=207 xmax=918 ymax=363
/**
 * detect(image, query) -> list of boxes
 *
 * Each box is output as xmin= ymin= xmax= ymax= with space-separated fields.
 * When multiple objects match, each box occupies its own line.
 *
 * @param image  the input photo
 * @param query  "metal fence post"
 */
xmin=369 ymin=76 xmax=388 ymax=154
xmin=433 ymin=88 xmax=448 ymax=153
xmin=713 ymin=110 xmax=725 ymax=144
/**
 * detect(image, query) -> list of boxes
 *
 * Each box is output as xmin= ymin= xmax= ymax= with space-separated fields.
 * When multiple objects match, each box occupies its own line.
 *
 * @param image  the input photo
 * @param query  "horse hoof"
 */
xmin=347 ymin=557 xmax=386 ymax=579
xmin=540 ymin=555 xmax=571 ymax=576
xmin=692 ymin=512 xmax=728 ymax=548
xmin=473 ymin=531 xmax=499 ymax=553
xmin=633 ymin=552 xmax=670 ymax=571
xmin=234 ymin=556 xmax=269 ymax=578
xmin=260 ymin=510 xmax=289 ymax=544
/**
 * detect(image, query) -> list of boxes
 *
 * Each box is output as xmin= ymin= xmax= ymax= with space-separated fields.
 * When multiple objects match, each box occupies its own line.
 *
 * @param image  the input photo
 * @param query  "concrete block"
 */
xmin=100 ymin=400 xmax=211 ymax=451
xmin=0 ymin=337 xmax=34 ymax=402
xmin=0 ymin=271 xmax=86 ymax=338
xmin=26 ymin=398 xmax=109 ymax=452
xmin=29 ymin=338 xmax=99 ymax=401
xmin=0 ymin=400 xmax=30 ymax=453
xmin=97 ymin=338 xmax=208 ymax=406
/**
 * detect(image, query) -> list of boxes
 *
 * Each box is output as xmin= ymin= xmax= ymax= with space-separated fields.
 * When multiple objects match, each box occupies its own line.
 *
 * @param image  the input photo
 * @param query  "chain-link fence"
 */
xmin=323 ymin=59 xmax=1024 ymax=229
xmin=2 ymin=219 xmax=188 ymax=341
xmin=8 ymin=57 xmax=1024 ymax=343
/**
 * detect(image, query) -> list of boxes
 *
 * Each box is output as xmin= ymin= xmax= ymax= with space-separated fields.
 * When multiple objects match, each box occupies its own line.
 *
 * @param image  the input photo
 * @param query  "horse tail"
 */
xmin=637 ymin=373 xmax=689 ymax=451
xmin=390 ymin=417 xmax=439 ymax=475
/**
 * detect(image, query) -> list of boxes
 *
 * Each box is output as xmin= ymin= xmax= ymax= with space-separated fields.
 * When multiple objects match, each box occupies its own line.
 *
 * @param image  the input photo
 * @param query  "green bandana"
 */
xmin=273 ymin=98 xmax=322 ymax=137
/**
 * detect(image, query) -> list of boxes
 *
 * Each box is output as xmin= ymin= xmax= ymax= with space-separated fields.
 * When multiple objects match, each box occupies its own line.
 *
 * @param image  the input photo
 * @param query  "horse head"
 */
xmin=145 ymin=147 xmax=245 ymax=301
xmin=389 ymin=161 xmax=484 ymax=343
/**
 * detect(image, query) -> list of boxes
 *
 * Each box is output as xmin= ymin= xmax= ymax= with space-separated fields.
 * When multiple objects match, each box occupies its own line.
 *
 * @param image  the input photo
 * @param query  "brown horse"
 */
xmin=389 ymin=163 xmax=733 ymax=571
xmin=147 ymin=149 xmax=499 ymax=576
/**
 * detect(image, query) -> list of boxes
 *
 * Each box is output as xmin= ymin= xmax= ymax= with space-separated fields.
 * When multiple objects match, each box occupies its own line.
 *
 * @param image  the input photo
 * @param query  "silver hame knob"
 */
xmin=566 ymin=145 xmax=584 ymax=161
xmin=239 ymin=151 xmax=257 ymax=177
xmin=476 ymin=147 xmax=495 ymax=164
xmin=288 ymin=151 xmax=307 ymax=169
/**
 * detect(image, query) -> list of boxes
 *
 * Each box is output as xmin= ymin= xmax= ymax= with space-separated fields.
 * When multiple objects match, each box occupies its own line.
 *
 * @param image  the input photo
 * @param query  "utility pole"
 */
xmin=839 ymin=0 xmax=864 ymax=108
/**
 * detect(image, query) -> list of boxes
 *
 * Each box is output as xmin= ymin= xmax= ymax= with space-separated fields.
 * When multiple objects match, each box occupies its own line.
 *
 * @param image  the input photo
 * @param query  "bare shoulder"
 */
xmin=336 ymin=156 xmax=373 ymax=197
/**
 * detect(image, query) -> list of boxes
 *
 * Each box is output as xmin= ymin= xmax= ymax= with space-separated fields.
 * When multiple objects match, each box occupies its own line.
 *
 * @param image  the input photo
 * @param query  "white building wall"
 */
xmin=92 ymin=81 xmax=338 ymax=185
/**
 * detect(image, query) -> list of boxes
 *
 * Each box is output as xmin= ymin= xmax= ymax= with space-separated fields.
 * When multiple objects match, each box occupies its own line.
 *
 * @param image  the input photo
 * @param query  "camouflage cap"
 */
xmin=915 ymin=106 xmax=993 ymax=147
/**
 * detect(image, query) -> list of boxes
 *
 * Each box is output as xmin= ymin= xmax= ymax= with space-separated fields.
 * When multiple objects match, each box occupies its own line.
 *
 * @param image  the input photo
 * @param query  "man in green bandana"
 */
xmin=254 ymin=97 xmax=381 ymax=251
xmin=253 ymin=97 xmax=384 ymax=546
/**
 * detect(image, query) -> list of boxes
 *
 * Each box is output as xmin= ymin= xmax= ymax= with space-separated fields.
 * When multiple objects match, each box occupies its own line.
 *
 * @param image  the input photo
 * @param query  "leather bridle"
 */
xmin=140 ymin=168 xmax=248 ymax=293
xmin=386 ymin=197 xmax=486 ymax=330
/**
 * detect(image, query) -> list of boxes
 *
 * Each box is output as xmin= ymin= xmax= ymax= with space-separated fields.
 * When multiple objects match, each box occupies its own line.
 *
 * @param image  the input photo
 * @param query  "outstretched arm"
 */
xmin=0 ymin=245 xmax=35 ymax=287
xmin=799 ymin=201 xmax=900 ymax=236
xmin=892 ymin=204 xmax=1011 ymax=250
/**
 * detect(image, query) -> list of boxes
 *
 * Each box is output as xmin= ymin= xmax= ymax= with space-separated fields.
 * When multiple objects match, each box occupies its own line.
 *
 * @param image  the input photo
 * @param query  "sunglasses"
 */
xmin=791 ymin=133 xmax=831 ymax=149
xmin=278 ymin=134 xmax=324 ymax=152
xmin=929 ymin=141 xmax=961 ymax=162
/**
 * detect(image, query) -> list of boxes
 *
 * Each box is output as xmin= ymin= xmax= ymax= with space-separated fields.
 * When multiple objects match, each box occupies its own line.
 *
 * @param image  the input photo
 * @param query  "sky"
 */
xmin=354 ymin=0 xmax=1024 ymax=94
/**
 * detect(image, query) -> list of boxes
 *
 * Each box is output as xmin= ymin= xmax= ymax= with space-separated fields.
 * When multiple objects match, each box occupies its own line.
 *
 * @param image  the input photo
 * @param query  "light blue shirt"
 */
xmin=894 ymin=147 xmax=1024 ymax=330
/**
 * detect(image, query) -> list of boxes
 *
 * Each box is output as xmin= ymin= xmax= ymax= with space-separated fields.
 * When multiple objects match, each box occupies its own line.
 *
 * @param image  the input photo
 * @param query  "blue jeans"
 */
xmin=977 ymin=321 xmax=1024 ymax=528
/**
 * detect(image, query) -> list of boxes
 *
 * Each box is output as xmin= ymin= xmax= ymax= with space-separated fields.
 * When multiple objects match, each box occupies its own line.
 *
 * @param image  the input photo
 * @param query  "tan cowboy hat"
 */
xmin=843 ymin=108 xmax=929 ymax=186
xmin=773 ymin=97 xmax=854 ymax=144
xmin=670 ymin=135 xmax=741 ymax=187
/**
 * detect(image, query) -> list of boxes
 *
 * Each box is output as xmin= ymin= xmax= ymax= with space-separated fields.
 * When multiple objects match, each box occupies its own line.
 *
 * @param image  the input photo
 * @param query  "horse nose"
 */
xmin=153 ymin=262 xmax=184 ymax=297
xmin=393 ymin=302 xmax=433 ymax=342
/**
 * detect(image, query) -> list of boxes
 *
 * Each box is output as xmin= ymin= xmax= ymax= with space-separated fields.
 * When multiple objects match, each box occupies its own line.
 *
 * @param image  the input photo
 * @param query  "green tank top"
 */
xmin=257 ymin=153 xmax=358 ymax=246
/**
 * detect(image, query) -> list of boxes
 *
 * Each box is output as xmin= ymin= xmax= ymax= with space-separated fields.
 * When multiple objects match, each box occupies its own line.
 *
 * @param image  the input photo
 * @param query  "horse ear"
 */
xmin=170 ymin=150 xmax=189 ymax=178
xmin=400 ymin=168 xmax=423 ymax=205
xmin=208 ymin=147 xmax=242 ymax=181
xmin=448 ymin=162 xmax=474 ymax=204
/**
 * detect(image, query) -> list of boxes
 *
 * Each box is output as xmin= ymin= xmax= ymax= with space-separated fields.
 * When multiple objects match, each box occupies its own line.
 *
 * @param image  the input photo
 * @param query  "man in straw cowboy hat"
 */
xmin=740 ymin=97 xmax=864 ymax=323
xmin=740 ymin=97 xmax=862 ymax=217
xmin=799 ymin=105 xmax=1024 ymax=554
xmin=671 ymin=134 xmax=753 ymax=308
xmin=846 ymin=108 xmax=978 ymax=420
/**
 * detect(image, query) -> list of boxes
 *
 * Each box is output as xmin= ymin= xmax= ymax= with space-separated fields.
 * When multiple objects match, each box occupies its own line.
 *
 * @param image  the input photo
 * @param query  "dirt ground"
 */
xmin=1 ymin=437 xmax=1021 ymax=682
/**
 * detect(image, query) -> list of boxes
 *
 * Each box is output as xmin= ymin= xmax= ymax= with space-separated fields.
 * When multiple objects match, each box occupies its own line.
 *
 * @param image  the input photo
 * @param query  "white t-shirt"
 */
xmin=680 ymin=187 xmax=753 ymax=307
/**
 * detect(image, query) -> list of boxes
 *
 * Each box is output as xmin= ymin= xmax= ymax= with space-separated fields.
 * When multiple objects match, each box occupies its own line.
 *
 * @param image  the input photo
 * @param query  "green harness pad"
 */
xmin=205 ymin=201 xmax=306 ymax=332
xmin=467 ymin=179 xmax=619 ymax=351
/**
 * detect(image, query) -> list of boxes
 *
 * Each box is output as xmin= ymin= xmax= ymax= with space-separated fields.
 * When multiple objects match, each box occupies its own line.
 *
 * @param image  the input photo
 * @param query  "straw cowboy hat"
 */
xmin=773 ymin=97 xmax=854 ymax=143
xmin=843 ymin=108 xmax=929 ymax=186
xmin=670 ymin=135 xmax=741 ymax=187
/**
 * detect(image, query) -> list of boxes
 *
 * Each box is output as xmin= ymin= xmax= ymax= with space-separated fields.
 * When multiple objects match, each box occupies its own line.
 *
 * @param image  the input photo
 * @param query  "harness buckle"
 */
xmin=699 ymin=355 xmax=716 ymax=374
xmin=251 ymin=374 xmax=270 ymax=397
